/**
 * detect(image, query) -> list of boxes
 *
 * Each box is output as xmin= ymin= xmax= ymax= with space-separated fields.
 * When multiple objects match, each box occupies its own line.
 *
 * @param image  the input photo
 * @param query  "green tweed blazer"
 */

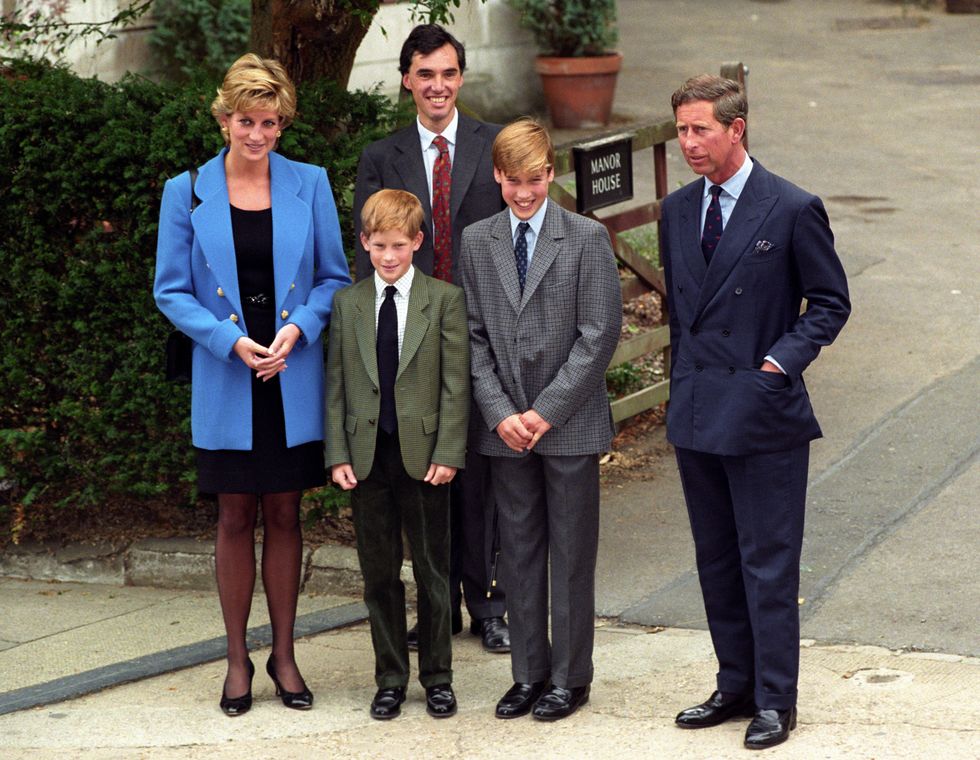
xmin=325 ymin=270 xmax=470 ymax=481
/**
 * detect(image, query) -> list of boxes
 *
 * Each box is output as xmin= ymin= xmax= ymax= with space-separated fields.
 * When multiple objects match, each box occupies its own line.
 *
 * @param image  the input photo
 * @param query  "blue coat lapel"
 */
xmin=268 ymin=151 xmax=308 ymax=313
xmin=677 ymin=181 xmax=707 ymax=286
xmin=191 ymin=151 xmax=242 ymax=319
xmin=692 ymin=162 xmax=778 ymax=323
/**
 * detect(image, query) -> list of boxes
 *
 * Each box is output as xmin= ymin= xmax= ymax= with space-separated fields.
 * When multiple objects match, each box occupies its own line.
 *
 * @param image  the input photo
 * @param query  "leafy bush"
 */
xmin=508 ymin=0 xmax=618 ymax=57
xmin=0 ymin=59 xmax=406 ymax=538
xmin=148 ymin=0 xmax=251 ymax=83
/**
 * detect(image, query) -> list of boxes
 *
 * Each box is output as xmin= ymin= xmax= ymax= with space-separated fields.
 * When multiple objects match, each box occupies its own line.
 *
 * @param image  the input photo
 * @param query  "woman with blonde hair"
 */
xmin=155 ymin=54 xmax=351 ymax=716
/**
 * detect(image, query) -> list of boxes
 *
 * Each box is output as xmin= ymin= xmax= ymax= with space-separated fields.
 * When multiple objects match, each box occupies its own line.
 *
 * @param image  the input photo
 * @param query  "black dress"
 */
xmin=195 ymin=205 xmax=326 ymax=494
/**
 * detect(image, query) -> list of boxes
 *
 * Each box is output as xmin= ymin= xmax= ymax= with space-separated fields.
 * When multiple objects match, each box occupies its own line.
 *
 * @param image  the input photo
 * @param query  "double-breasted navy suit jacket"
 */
xmin=661 ymin=160 xmax=850 ymax=456
xmin=154 ymin=150 xmax=351 ymax=450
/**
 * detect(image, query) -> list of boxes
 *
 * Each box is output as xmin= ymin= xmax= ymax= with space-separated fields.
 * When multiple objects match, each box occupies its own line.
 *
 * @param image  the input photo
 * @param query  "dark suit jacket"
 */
xmin=324 ymin=272 xmax=470 ymax=481
xmin=353 ymin=114 xmax=504 ymax=282
xmin=661 ymin=160 xmax=850 ymax=457
xmin=459 ymin=202 xmax=622 ymax=458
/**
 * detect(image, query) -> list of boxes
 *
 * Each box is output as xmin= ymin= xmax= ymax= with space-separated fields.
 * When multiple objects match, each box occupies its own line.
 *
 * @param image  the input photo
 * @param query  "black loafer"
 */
xmin=495 ymin=681 xmax=547 ymax=719
xmin=425 ymin=683 xmax=457 ymax=718
xmin=470 ymin=616 xmax=511 ymax=653
xmin=531 ymin=684 xmax=590 ymax=721
xmin=675 ymin=690 xmax=755 ymax=728
xmin=369 ymin=686 xmax=406 ymax=720
xmin=745 ymin=707 xmax=796 ymax=749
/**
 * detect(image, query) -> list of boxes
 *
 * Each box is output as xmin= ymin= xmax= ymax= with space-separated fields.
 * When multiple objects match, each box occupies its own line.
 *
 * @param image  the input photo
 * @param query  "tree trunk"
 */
xmin=250 ymin=0 xmax=379 ymax=88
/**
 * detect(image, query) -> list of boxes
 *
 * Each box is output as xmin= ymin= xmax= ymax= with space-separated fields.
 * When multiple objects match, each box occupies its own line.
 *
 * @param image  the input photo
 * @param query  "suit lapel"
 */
xmin=677 ymin=180 xmax=707 ymax=286
xmin=488 ymin=211 xmax=523 ymax=313
xmin=392 ymin=127 xmax=433 ymax=239
xmin=191 ymin=151 xmax=242 ymax=318
xmin=353 ymin=281 xmax=380 ymax=388
xmin=398 ymin=272 xmax=430 ymax=379
xmin=269 ymin=152 xmax=308 ymax=313
xmin=520 ymin=202 xmax=563 ymax=308
xmin=450 ymin=115 xmax=481 ymax=220
xmin=693 ymin=161 xmax=777 ymax=322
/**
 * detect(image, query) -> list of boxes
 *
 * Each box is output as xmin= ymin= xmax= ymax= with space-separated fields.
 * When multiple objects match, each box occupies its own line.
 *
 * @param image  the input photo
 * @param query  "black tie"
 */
xmin=514 ymin=221 xmax=530 ymax=292
xmin=701 ymin=184 xmax=724 ymax=264
xmin=377 ymin=285 xmax=398 ymax=434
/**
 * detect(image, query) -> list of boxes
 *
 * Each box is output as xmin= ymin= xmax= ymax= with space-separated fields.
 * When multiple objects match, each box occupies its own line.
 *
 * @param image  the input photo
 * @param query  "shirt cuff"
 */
xmin=763 ymin=355 xmax=787 ymax=374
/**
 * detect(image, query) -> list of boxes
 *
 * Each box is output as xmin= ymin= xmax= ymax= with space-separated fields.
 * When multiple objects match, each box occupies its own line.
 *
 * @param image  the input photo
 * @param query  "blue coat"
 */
xmin=661 ymin=160 xmax=850 ymax=456
xmin=154 ymin=150 xmax=352 ymax=450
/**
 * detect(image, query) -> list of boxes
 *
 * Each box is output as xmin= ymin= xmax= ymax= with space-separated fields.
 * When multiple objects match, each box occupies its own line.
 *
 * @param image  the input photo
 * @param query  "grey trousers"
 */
xmin=490 ymin=452 xmax=600 ymax=689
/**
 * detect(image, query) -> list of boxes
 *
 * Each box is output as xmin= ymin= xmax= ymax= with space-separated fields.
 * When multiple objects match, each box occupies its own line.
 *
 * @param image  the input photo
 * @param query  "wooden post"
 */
xmin=720 ymin=61 xmax=749 ymax=151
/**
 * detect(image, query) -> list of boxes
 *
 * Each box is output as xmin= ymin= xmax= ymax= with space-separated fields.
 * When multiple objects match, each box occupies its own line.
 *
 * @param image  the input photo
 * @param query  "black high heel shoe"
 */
xmin=219 ymin=658 xmax=255 ymax=717
xmin=266 ymin=656 xmax=314 ymax=710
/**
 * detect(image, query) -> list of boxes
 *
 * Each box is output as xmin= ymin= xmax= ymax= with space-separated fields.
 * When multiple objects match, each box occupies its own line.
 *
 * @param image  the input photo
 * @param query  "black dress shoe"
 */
xmin=495 ymin=681 xmax=547 ymax=719
xmin=425 ymin=683 xmax=457 ymax=718
xmin=407 ymin=612 xmax=464 ymax=652
xmin=675 ymin=690 xmax=755 ymax=728
xmin=531 ymin=684 xmax=590 ymax=721
xmin=470 ymin=617 xmax=511 ymax=653
xmin=745 ymin=707 xmax=796 ymax=749
xmin=219 ymin=658 xmax=255 ymax=717
xmin=369 ymin=686 xmax=406 ymax=720
xmin=266 ymin=656 xmax=313 ymax=710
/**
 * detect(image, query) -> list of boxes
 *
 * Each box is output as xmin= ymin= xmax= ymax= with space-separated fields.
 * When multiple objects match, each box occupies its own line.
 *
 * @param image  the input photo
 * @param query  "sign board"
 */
xmin=572 ymin=135 xmax=634 ymax=214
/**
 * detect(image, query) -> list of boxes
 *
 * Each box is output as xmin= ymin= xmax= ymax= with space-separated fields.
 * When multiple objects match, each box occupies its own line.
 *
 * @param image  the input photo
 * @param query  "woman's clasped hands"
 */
xmin=232 ymin=323 xmax=301 ymax=381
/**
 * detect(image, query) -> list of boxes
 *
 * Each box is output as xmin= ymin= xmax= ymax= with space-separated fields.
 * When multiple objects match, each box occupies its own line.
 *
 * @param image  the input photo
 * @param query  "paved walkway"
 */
xmin=1 ymin=1 xmax=978 ymax=757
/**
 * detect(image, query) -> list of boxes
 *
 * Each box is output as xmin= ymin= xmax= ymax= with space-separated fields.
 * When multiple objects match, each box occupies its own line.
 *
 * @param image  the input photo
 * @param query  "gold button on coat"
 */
xmin=217 ymin=287 xmax=224 ymax=297
xmin=290 ymin=282 xmax=295 ymax=290
xmin=230 ymin=314 xmax=239 ymax=324
xmin=280 ymin=309 xmax=289 ymax=320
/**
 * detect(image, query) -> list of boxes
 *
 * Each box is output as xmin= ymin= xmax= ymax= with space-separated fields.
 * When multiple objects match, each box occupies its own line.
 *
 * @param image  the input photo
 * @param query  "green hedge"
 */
xmin=0 ymin=60 xmax=404 ymax=536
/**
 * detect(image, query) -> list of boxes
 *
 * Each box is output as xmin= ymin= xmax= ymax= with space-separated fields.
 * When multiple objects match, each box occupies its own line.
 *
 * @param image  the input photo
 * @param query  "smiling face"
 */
xmin=401 ymin=43 xmax=463 ymax=133
xmin=220 ymin=109 xmax=281 ymax=165
xmin=675 ymin=99 xmax=746 ymax=185
xmin=363 ymin=227 xmax=423 ymax=284
xmin=494 ymin=166 xmax=555 ymax=221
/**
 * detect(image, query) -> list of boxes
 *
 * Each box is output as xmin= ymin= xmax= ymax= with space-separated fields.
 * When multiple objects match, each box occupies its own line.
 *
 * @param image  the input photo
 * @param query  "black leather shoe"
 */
xmin=470 ymin=617 xmax=511 ymax=653
xmin=495 ymin=681 xmax=547 ymax=719
xmin=219 ymin=658 xmax=255 ymax=717
xmin=531 ymin=684 xmax=590 ymax=721
xmin=369 ymin=686 xmax=406 ymax=720
xmin=425 ymin=683 xmax=457 ymax=718
xmin=407 ymin=612 xmax=464 ymax=651
xmin=744 ymin=707 xmax=796 ymax=749
xmin=675 ymin=690 xmax=755 ymax=728
xmin=266 ymin=656 xmax=313 ymax=710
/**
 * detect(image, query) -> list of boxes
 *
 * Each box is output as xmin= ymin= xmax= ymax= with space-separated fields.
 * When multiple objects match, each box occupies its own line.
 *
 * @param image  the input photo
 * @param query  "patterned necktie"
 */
xmin=701 ymin=184 xmax=724 ymax=264
xmin=377 ymin=285 xmax=398 ymax=434
xmin=514 ymin=221 xmax=530 ymax=292
xmin=431 ymin=135 xmax=452 ymax=282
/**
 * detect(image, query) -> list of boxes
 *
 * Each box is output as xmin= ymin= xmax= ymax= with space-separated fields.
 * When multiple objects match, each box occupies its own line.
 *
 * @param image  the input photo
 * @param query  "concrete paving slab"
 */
xmin=0 ymin=625 xmax=977 ymax=759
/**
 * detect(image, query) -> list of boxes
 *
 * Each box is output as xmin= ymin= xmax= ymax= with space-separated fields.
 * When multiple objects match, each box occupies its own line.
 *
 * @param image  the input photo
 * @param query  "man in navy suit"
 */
xmin=353 ymin=24 xmax=508 ymax=654
xmin=660 ymin=75 xmax=850 ymax=750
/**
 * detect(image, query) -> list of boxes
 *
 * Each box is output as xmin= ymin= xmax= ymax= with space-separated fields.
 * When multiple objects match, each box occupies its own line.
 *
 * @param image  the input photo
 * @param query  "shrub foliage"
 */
xmin=0 ymin=60 xmax=403 ymax=536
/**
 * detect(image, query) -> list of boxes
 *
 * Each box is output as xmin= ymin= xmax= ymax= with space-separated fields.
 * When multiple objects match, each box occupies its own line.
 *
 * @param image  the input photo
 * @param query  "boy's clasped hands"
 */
xmin=496 ymin=409 xmax=551 ymax=452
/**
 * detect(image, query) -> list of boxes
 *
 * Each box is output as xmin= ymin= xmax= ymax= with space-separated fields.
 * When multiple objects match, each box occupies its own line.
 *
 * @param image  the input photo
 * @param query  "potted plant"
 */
xmin=509 ymin=0 xmax=621 ymax=128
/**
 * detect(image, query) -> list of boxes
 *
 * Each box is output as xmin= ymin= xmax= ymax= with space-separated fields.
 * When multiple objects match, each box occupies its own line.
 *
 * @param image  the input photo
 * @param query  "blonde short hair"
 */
xmin=211 ymin=54 xmax=297 ymax=142
xmin=492 ymin=118 xmax=555 ymax=176
xmin=361 ymin=189 xmax=425 ymax=239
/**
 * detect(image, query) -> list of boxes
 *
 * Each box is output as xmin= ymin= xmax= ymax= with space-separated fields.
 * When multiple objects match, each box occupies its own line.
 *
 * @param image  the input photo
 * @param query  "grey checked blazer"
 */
xmin=459 ymin=202 xmax=622 ymax=458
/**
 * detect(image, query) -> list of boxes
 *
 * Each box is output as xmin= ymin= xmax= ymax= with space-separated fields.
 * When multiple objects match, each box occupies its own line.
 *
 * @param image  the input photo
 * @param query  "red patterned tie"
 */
xmin=431 ymin=135 xmax=453 ymax=282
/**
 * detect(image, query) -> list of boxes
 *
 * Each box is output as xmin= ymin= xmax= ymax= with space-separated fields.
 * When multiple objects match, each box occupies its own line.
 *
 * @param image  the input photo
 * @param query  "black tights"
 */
xmin=216 ymin=491 xmax=306 ymax=697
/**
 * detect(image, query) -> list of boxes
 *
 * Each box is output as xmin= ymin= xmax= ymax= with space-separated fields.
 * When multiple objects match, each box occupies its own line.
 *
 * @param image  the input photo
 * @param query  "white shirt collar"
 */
xmin=374 ymin=264 xmax=415 ymax=300
xmin=509 ymin=198 xmax=549 ymax=240
xmin=417 ymin=110 xmax=459 ymax=150
xmin=703 ymin=153 xmax=753 ymax=201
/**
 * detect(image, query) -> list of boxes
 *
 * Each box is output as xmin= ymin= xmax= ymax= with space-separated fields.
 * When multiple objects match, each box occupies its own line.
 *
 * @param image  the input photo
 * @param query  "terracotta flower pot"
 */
xmin=535 ymin=52 xmax=623 ymax=129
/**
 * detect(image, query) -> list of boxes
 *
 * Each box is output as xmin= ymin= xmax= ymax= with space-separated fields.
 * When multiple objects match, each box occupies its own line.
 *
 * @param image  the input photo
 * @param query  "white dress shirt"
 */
xmin=699 ymin=153 xmax=753 ymax=236
xmin=416 ymin=110 xmax=459 ymax=207
xmin=374 ymin=265 xmax=415 ymax=358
